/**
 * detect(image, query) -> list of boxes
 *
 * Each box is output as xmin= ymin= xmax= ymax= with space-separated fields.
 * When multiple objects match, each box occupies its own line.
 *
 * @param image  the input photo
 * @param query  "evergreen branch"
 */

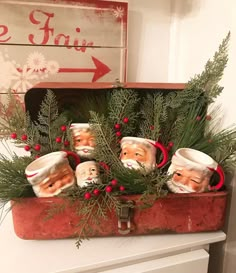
xmin=0 ymin=90 xmax=26 ymax=138
xmin=139 ymin=93 xmax=165 ymax=140
xmin=0 ymin=154 xmax=35 ymax=202
xmin=185 ymin=32 xmax=230 ymax=103
xmin=35 ymin=90 xmax=59 ymax=151
xmin=108 ymin=88 xmax=140 ymax=135
xmin=89 ymin=111 xmax=122 ymax=169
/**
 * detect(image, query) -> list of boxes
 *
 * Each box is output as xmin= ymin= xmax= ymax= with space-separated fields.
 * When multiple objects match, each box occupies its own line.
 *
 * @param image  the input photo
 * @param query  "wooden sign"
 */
xmin=0 ymin=0 xmax=128 ymax=94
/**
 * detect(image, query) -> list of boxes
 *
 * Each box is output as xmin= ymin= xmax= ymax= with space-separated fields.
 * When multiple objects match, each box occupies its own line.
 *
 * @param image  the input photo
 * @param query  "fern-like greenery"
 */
xmin=31 ymin=90 xmax=70 ymax=154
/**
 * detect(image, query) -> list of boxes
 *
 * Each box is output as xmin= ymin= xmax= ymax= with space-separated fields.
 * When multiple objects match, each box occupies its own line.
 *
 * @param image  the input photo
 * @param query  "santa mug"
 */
xmin=167 ymin=148 xmax=225 ymax=193
xmin=120 ymin=137 xmax=168 ymax=172
xmin=70 ymin=123 xmax=95 ymax=159
xmin=25 ymin=151 xmax=80 ymax=197
xmin=75 ymin=161 xmax=101 ymax=187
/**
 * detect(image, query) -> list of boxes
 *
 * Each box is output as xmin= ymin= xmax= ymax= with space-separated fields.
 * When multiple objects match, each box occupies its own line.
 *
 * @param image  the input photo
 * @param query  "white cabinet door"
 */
xmin=102 ymin=249 xmax=209 ymax=273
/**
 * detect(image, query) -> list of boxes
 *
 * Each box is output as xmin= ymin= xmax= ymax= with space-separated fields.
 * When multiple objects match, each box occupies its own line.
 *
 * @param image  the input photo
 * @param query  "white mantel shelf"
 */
xmin=0 ymin=210 xmax=226 ymax=273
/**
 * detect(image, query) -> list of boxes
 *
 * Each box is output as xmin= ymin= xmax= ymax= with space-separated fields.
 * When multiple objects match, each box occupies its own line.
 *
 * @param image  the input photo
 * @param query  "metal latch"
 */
xmin=117 ymin=200 xmax=134 ymax=235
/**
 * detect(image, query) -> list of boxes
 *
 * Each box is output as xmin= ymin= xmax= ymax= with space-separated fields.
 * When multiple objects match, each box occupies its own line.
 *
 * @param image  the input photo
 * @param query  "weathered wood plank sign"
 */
xmin=0 ymin=0 xmax=128 ymax=95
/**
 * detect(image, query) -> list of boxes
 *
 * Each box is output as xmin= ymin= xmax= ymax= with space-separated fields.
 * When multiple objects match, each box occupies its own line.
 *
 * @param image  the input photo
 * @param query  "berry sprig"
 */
xmin=55 ymin=125 xmax=71 ymax=149
xmin=83 ymin=179 xmax=125 ymax=200
xmin=114 ymin=117 xmax=129 ymax=140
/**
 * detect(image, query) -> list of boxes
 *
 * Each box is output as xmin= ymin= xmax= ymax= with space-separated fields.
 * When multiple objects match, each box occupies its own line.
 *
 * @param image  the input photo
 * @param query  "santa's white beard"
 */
xmin=167 ymin=180 xmax=196 ymax=193
xmin=76 ymin=146 xmax=94 ymax=158
xmin=77 ymin=177 xmax=100 ymax=187
xmin=121 ymin=159 xmax=155 ymax=172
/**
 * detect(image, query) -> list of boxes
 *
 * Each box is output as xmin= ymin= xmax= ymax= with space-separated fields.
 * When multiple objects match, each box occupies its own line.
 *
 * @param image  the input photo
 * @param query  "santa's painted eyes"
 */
xmin=191 ymin=179 xmax=201 ymax=184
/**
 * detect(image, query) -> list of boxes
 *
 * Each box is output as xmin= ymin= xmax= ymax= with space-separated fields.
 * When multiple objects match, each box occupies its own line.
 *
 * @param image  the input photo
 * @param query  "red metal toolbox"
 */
xmin=10 ymin=82 xmax=228 ymax=240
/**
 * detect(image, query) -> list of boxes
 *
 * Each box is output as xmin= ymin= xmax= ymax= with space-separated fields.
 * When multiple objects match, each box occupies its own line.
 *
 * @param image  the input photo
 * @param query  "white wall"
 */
xmin=167 ymin=1 xmax=236 ymax=273
xmin=127 ymin=0 xmax=172 ymax=82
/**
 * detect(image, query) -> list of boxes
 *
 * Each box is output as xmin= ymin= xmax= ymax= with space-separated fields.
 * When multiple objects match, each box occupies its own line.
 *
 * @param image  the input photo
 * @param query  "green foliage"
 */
xmin=139 ymin=93 xmax=166 ymax=140
xmin=185 ymin=32 xmax=230 ymax=103
xmin=89 ymin=111 xmax=122 ymax=169
xmin=22 ymin=90 xmax=71 ymax=155
xmin=0 ymin=90 xmax=26 ymax=138
xmin=0 ymin=154 xmax=35 ymax=203
xmin=108 ymin=88 xmax=140 ymax=135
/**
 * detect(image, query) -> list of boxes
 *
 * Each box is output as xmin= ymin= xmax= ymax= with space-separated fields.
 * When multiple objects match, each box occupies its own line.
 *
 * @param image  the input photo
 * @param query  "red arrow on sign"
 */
xmin=58 ymin=56 xmax=111 ymax=82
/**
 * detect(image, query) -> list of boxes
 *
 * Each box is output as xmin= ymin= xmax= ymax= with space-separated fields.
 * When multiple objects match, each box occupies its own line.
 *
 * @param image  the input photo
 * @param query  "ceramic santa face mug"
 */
xmin=120 ymin=137 xmax=168 ymax=172
xmin=25 ymin=151 xmax=80 ymax=197
xmin=70 ymin=123 xmax=95 ymax=159
xmin=75 ymin=161 xmax=101 ymax=187
xmin=167 ymin=148 xmax=225 ymax=193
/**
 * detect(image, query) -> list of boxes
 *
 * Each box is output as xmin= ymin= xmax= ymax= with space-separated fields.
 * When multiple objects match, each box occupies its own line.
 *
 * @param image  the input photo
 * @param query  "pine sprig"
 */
xmin=0 ymin=154 xmax=35 ymax=203
xmin=167 ymin=101 xmax=207 ymax=156
xmin=139 ymin=93 xmax=166 ymax=140
xmin=207 ymin=128 xmax=236 ymax=173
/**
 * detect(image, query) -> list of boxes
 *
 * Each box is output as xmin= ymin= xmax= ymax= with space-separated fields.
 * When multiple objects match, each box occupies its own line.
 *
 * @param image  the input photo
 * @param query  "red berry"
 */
xmin=21 ymin=134 xmax=27 ymax=141
xmin=11 ymin=133 xmax=17 ymax=139
xmin=93 ymin=189 xmax=100 ymax=196
xmin=116 ymin=131 xmax=121 ymax=137
xmin=61 ymin=125 xmax=67 ymax=131
xmin=24 ymin=145 xmax=31 ymax=151
xmin=114 ymin=123 xmax=121 ymax=130
xmin=119 ymin=185 xmax=125 ymax=191
xmin=150 ymin=125 xmax=154 ymax=130
xmin=84 ymin=192 xmax=91 ymax=199
xmin=168 ymin=142 xmax=174 ymax=147
xmin=35 ymin=155 xmax=40 ymax=159
xmin=111 ymin=179 xmax=118 ymax=186
xmin=64 ymin=140 xmax=70 ymax=146
xmin=123 ymin=117 xmax=129 ymax=123
xmin=34 ymin=144 xmax=41 ymax=151
xmin=206 ymin=115 xmax=212 ymax=121
xmin=56 ymin=137 xmax=62 ymax=143
xmin=196 ymin=116 xmax=201 ymax=121
xmin=105 ymin=186 xmax=113 ymax=193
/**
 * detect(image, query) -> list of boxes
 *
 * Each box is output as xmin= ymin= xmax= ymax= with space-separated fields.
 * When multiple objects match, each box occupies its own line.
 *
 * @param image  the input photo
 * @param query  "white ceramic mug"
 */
xmin=70 ymin=123 xmax=95 ymax=158
xmin=120 ymin=137 xmax=168 ymax=172
xmin=25 ymin=151 xmax=80 ymax=197
xmin=167 ymin=148 xmax=225 ymax=193
xmin=75 ymin=161 xmax=101 ymax=187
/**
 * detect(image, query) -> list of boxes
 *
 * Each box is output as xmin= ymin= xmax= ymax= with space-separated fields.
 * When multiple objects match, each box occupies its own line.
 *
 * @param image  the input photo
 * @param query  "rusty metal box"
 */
xmin=11 ymin=82 xmax=228 ymax=240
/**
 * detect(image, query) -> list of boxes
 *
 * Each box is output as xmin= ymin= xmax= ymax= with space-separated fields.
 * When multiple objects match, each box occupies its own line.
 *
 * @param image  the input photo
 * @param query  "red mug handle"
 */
xmin=208 ymin=164 xmax=225 ymax=191
xmin=153 ymin=141 xmax=168 ymax=168
xmin=64 ymin=150 xmax=81 ymax=166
